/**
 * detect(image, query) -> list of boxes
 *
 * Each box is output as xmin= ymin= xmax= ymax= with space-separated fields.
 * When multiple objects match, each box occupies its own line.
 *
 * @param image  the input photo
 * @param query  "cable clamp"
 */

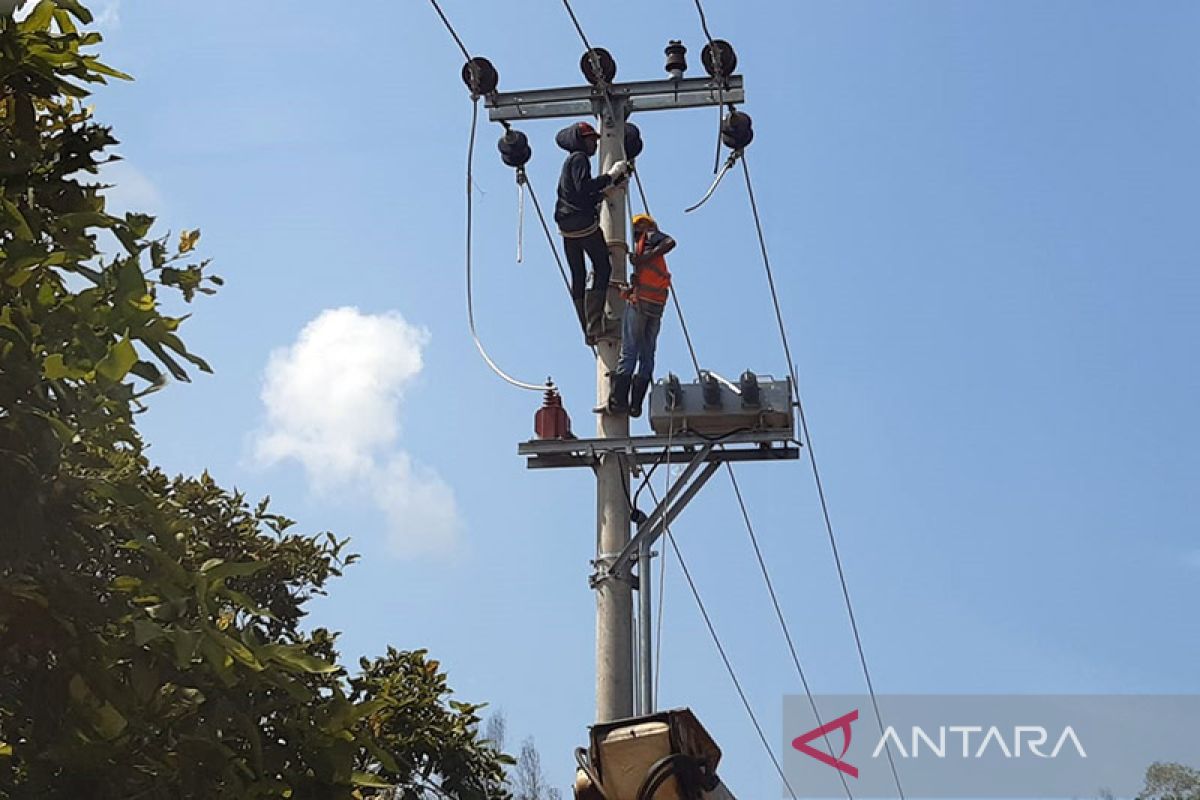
xmin=590 ymin=553 xmax=636 ymax=589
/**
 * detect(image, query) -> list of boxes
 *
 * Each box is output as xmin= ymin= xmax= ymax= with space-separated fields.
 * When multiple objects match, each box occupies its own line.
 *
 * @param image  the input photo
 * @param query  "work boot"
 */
xmin=572 ymin=296 xmax=589 ymax=344
xmin=605 ymin=372 xmax=631 ymax=416
xmin=584 ymin=288 xmax=610 ymax=343
xmin=629 ymin=375 xmax=651 ymax=418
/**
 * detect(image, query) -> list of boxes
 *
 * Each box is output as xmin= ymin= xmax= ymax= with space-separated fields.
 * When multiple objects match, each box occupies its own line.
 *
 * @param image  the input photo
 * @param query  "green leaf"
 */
xmin=1 ymin=199 xmax=34 ymax=241
xmin=19 ymin=1 xmax=54 ymax=32
xmin=143 ymin=339 xmax=190 ymax=382
xmin=202 ymin=559 xmax=267 ymax=585
xmin=351 ymin=772 xmax=393 ymax=789
xmin=92 ymin=702 xmax=128 ymax=740
xmin=133 ymin=619 xmax=163 ymax=646
xmin=171 ymin=629 xmax=203 ymax=668
xmin=218 ymin=587 xmax=275 ymax=620
xmin=115 ymin=259 xmax=147 ymax=303
xmin=54 ymin=0 xmax=95 ymax=24
xmin=95 ymin=337 xmax=137 ymax=382
xmin=262 ymin=644 xmax=340 ymax=675
xmin=43 ymin=353 xmax=88 ymax=381
xmin=111 ymin=575 xmax=141 ymax=592
xmin=31 ymin=410 xmax=76 ymax=446
xmin=83 ymin=56 xmax=133 ymax=82
xmin=206 ymin=629 xmax=264 ymax=671
xmin=129 ymin=360 xmax=165 ymax=385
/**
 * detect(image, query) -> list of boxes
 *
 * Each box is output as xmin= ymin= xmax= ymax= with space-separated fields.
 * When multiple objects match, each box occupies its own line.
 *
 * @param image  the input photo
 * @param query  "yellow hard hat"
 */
xmin=631 ymin=213 xmax=656 ymax=228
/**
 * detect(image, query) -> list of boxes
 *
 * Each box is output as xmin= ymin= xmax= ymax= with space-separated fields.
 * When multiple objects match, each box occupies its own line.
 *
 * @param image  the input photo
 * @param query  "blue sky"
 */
xmin=85 ymin=1 xmax=1199 ymax=795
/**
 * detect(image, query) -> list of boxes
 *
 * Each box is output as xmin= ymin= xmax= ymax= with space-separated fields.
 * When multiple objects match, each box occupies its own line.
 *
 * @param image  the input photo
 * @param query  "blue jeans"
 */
xmin=616 ymin=303 xmax=662 ymax=381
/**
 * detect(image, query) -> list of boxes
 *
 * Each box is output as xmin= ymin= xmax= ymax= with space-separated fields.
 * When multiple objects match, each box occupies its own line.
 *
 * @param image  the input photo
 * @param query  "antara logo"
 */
xmin=873 ymin=725 xmax=1088 ymax=760
xmin=792 ymin=711 xmax=1089 ymax=777
xmin=792 ymin=710 xmax=860 ymax=778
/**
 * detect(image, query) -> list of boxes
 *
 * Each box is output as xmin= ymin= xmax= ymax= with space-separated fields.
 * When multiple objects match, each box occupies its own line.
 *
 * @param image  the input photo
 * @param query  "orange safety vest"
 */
xmin=632 ymin=233 xmax=671 ymax=306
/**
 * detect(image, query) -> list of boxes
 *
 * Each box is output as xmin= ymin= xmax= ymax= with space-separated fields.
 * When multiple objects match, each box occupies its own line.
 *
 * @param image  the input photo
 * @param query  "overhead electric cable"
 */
xmin=647 ymin=482 xmax=799 ymax=800
xmin=465 ymin=100 xmax=548 ymax=392
xmin=430 ymin=0 xmax=574 ymax=389
xmin=428 ymin=0 xmax=470 ymax=60
xmin=739 ymin=153 xmax=906 ymax=800
xmin=691 ymin=0 xmax=717 ymax=46
xmin=637 ymin=166 xmax=853 ymax=800
xmin=560 ymin=0 xmax=596 ymax=53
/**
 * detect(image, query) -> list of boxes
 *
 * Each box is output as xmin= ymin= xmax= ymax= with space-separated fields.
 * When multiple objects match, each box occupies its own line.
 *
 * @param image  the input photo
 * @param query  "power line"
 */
xmin=740 ymin=153 xmax=906 ymax=800
xmin=560 ymin=0 xmax=596 ymax=53
xmin=647 ymin=483 xmax=800 ymax=800
xmin=427 ymin=0 xmax=545 ymax=390
xmin=636 ymin=171 xmax=849 ymax=798
xmin=464 ymin=100 xmax=550 ymax=392
xmin=431 ymin=0 xmax=586 ymax=387
xmin=691 ymin=0 xmax=717 ymax=47
xmin=725 ymin=463 xmax=855 ymax=800
xmin=427 ymin=0 xmax=471 ymax=60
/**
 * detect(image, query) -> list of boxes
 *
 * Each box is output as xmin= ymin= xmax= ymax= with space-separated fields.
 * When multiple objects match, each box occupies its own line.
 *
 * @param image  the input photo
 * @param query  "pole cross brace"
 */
xmin=609 ymin=444 xmax=721 ymax=582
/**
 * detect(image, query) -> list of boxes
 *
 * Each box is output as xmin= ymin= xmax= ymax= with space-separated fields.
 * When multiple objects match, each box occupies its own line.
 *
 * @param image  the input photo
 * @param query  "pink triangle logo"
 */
xmin=792 ymin=709 xmax=860 ymax=778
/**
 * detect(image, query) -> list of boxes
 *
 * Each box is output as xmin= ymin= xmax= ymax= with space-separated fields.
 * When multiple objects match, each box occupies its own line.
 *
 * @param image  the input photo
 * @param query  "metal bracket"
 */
xmin=608 ymin=445 xmax=721 ymax=582
xmin=518 ymin=429 xmax=800 ymax=470
xmin=486 ymin=76 xmax=745 ymax=122
xmin=589 ymin=554 xmax=636 ymax=589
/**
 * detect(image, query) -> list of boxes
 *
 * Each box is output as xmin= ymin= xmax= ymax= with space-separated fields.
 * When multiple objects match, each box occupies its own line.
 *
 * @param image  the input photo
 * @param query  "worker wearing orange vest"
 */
xmin=606 ymin=213 xmax=676 ymax=417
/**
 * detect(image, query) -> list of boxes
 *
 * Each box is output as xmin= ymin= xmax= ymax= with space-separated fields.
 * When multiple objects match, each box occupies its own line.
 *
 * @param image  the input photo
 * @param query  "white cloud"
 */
xmin=11 ymin=0 xmax=118 ymax=27
xmin=101 ymin=160 xmax=162 ymax=216
xmin=93 ymin=0 xmax=119 ymax=28
xmin=254 ymin=307 xmax=460 ymax=556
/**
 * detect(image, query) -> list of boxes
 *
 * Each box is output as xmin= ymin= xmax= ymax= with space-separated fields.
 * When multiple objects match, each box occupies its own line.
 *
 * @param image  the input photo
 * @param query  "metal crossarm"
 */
xmin=486 ymin=76 xmax=745 ymax=122
xmin=517 ymin=430 xmax=799 ymax=469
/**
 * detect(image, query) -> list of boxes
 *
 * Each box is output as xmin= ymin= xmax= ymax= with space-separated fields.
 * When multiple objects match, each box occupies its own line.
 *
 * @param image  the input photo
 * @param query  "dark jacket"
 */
xmin=554 ymin=124 xmax=612 ymax=235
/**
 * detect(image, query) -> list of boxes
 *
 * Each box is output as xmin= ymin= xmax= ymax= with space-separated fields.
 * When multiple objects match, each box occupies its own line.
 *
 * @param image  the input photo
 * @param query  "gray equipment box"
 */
xmin=649 ymin=371 xmax=794 ymax=437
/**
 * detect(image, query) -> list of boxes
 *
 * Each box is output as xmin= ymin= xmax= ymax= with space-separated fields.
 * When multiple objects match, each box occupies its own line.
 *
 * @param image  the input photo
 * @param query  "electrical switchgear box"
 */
xmin=649 ymin=372 xmax=793 ymax=437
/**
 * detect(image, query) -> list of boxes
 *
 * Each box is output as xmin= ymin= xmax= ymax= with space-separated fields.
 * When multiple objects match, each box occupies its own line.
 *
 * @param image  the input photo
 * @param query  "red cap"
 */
xmin=577 ymin=121 xmax=599 ymax=138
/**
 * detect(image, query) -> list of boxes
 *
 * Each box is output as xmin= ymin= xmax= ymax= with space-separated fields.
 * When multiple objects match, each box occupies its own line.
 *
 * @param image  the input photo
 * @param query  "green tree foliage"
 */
xmin=0 ymin=3 xmax=510 ymax=797
xmin=1139 ymin=762 xmax=1200 ymax=800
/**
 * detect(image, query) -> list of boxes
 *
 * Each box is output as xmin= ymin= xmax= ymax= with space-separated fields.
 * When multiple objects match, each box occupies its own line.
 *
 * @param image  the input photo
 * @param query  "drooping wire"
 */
xmin=516 ymin=178 xmax=525 ymax=263
xmin=636 ymin=168 xmax=854 ymax=800
xmin=428 ymin=0 xmax=470 ymax=60
xmin=647 ymin=482 xmax=799 ymax=800
xmin=428 ymin=0 xmax=551 ymax=392
xmin=687 ymin=0 xmax=728 ymax=175
xmin=740 ymin=152 xmax=906 ymax=800
xmin=465 ymin=99 xmax=549 ymax=393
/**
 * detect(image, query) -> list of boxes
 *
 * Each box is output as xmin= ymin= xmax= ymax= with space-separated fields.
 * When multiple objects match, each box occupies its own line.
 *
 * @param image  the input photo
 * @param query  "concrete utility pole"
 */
xmin=489 ymin=70 xmax=745 ymax=724
xmin=594 ymin=101 xmax=633 ymax=722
